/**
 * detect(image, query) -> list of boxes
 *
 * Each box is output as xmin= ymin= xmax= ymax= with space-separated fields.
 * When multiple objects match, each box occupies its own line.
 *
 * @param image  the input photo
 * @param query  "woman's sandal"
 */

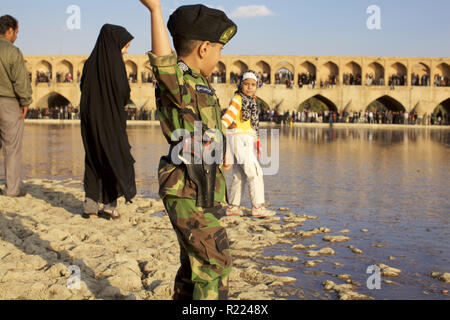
xmin=102 ymin=209 xmax=120 ymax=220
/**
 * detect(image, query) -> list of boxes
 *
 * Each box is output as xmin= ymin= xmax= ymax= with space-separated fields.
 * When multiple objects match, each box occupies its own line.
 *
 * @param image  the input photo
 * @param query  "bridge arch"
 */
xmin=274 ymin=61 xmax=294 ymax=74
xmin=388 ymin=62 xmax=407 ymax=86
xmin=274 ymin=61 xmax=294 ymax=85
xmin=298 ymin=61 xmax=316 ymax=75
xmin=432 ymin=98 xmax=450 ymax=124
xmin=55 ymin=60 xmax=74 ymax=83
xmin=298 ymin=94 xmax=338 ymax=112
xmin=230 ymin=60 xmax=248 ymax=83
xmin=322 ymin=61 xmax=339 ymax=85
xmin=141 ymin=60 xmax=154 ymax=83
xmin=297 ymin=61 xmax=316 ymax=87
xmin=125 ymin=60 xmax=137 ymax=83
xmin=35 ymin=92 xmax=73 ymax=109
xmin=77 ymin=59 xmax=87 ymax=79
xmin=366 ymin=95 xmax=406 ymax=112
xmin=254 ymin=60 xmax=271 ymax=84
xmin=435 ymin=63 xmax=450 ymax=87
xmin=210 ymin=61 xmax=226 ymax=84
xmin=343 ymin=61 xmax=362 ymax=85
xmin=366 ymin=62 xmax=385 ymax=86
xmin=435 ymin=98 xmax=450 ymax=114
xmin=35 ymin=60 xmax=52 ymax=83
xmin=231 ymin=60 xmax=248 ymax=74
xmin=24 ymin=60 xmax=32 ymax=81
xmin=411 ymin=62 xmax=430 ymax=86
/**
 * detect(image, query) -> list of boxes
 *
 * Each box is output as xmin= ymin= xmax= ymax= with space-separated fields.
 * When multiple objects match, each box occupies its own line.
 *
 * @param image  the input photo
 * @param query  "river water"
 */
xmin=2 ymin=123 xmax=449 ymax=300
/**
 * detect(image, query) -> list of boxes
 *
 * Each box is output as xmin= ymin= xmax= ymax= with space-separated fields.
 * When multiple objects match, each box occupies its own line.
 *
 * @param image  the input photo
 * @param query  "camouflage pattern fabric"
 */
xmin=148 ymin=51 xmax=227 ymax=204
xmin=163 ymin=196 xmax=232 ymax=300
xmin=148 ymin=51 xmax=231 ymax=300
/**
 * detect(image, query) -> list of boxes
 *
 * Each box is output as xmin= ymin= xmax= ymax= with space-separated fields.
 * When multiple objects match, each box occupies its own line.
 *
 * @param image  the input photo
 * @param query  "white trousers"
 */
xmin=228 ymin=133 xmax=265 ymax=206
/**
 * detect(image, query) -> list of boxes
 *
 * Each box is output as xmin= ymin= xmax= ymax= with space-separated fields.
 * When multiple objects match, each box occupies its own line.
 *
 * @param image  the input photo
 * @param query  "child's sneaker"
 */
xmin=251 ymin=205 xmax=276 ymax=218
xmin=225 ymin=205 xmax=244 ymax=217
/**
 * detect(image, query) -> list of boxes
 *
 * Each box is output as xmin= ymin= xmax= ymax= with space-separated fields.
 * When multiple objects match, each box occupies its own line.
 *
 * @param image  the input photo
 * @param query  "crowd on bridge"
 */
xmin=366 ymin=73 xmax=385 ymax=86
xmin=55 ymin=72 xmax=73 ymax=83
xmin=388 ymin=74 xmax=407 ymax=87
xmin=319 ymin=75 xmax=338 ymax=89
xmin=411 ymin=73 xmax=430 ymax=86
xmin=434 ymin=74 xmax=449 ymax=87
xmin=297 ymin=72 xmax=316 ymax=88
xmin=25 ymin=104 xmax=449 ymax=126
xmin=274 ymin=70 xmax=294 ymax=88
xmin=343 ymin=73 xmax=362 ymax=85
xmin=35 ymin=71 xmax=52 ymax=85
xmin=209 ymin=71 xmax=226 ymax=84
xmin=25 ymin=106 xmax=80 ymax=120
xmin=259 ymin=109 xmax=449 ymax=126
xmin=25 ymin=105 xmax=160 ymax=121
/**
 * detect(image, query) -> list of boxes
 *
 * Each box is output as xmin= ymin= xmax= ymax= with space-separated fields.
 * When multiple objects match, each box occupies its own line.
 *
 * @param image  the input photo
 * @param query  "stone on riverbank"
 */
xmin=348 ymin=245 xmax=362 ymax=254
xmin=322 ymin=280 xmax=373 ymax=300
xmin=430 ymin=272 xmax=450 ymax=283
xmin=377 ymin=264 xmax=402 ymax=277
xmin=323 ymin=235 xmax=350 ymax=243
xmin=306 ymin=247 xmax=336 ymax=257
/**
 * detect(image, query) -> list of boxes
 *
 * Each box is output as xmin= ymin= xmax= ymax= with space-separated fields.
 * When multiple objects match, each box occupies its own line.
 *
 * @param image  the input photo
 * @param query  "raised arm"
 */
xmin=139 ymin=0 xmax=172 ymax=56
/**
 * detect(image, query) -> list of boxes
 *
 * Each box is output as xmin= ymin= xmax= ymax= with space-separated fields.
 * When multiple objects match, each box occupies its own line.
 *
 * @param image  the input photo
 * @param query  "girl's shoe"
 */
xmin=251 ymin=205 xmax=276 ymax=218
xmin=225 ymin=205 xmax=244 ymax=217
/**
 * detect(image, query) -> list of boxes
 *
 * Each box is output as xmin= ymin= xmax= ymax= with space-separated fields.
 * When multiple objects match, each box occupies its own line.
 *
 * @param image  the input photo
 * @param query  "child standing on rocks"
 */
xmin=222 ymin=70 xmax=275 ymax=218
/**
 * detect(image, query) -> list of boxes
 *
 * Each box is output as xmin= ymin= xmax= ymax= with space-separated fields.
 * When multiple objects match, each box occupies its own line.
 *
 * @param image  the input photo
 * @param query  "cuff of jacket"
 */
xmin=147 ymin=50 xmax=177 ymax=67
xmin=19 ymin=97 xmax=32 ymax=107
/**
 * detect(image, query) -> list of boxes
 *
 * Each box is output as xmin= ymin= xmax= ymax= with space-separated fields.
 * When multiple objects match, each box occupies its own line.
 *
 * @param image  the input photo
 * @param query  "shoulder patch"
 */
xmin=196 ymin=84 xmax=215 ymax=95
xmin=177 ymin=61 xmax=189 ymax=73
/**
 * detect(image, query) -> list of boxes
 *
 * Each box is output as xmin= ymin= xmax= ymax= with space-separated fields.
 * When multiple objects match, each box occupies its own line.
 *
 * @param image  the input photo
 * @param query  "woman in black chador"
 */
xmin=80 ymin=24 xmax=136 ymax=219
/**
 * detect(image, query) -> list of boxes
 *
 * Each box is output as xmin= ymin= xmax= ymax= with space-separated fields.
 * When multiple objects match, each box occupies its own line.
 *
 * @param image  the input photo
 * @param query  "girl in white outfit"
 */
xmin=221 ymin=70 xmax=275 ymax=218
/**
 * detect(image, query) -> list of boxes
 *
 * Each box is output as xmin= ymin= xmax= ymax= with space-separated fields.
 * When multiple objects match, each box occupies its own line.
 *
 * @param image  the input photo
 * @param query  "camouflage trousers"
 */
xmin=163 ymin=196 xmax=232 ymax=300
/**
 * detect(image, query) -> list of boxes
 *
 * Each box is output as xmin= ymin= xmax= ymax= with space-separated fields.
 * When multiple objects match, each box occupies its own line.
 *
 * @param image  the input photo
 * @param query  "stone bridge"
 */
xmin=24 ymin=54 xmax=450 ymax=115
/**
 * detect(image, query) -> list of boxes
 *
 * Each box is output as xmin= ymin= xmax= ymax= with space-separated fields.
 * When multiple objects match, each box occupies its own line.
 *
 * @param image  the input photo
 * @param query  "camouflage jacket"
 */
xmin=148 ymin=51 xmax=227 ymax=204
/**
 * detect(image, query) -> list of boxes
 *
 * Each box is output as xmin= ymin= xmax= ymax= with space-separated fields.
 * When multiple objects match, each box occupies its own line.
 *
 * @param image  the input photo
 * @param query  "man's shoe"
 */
xmin=82 ymin=199 xmax=99 ymax=219
xmin=251 ymin=205 xmax=276 ymax=218
xmin=225 ymin=205 xmax=244 ymax=217
xmin=6 ymin=190 xmax=27 ymax=197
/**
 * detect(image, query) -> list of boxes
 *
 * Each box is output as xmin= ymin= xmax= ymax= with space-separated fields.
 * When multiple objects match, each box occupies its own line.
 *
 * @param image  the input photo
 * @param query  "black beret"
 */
xmin=168 ymin=4 xmax=237 ymax=45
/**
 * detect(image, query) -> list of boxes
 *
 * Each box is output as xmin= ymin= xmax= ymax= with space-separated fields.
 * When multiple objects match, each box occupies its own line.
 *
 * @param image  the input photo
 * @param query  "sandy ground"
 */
xmin=0 ymin=178 xmax=302 ymax=300
xmin=1 ymin=179 xmax=448 ymax=300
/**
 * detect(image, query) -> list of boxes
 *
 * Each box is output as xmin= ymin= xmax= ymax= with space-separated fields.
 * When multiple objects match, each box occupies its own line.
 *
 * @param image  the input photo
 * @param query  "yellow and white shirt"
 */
xmin=221 ymin=94 xmax=256 ymax=135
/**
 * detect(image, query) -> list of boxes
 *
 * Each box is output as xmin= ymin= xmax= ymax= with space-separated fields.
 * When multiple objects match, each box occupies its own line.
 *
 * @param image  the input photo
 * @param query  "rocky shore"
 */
xmin=0 ymin=179 xmax=448 ymax=300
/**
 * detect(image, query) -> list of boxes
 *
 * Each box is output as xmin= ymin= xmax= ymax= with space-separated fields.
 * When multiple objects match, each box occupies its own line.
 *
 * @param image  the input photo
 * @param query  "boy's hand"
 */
xmin=140 ymin=0 xmax=171 ymax=56
xmin=139 ymin=0 xmax=161 ymax=11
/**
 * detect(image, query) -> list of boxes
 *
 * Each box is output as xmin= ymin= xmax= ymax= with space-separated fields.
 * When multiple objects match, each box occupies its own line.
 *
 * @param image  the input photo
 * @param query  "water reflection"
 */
xmin=276 ymin=125 xmax=450 ymax=147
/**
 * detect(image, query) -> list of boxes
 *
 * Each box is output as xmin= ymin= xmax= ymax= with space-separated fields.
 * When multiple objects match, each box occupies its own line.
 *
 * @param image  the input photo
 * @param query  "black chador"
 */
xmin=80 ymin=24 xmax=136 ymax=205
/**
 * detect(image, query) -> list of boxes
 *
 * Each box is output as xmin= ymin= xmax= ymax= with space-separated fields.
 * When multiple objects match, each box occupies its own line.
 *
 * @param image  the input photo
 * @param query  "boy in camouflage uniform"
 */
xmin=139 ymin=0 xmax=237 ymax=300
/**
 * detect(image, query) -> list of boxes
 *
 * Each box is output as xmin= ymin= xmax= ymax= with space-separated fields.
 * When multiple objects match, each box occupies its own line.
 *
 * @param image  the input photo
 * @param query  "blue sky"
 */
xmin=3 ymin=0 xmax=450 ymax=57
